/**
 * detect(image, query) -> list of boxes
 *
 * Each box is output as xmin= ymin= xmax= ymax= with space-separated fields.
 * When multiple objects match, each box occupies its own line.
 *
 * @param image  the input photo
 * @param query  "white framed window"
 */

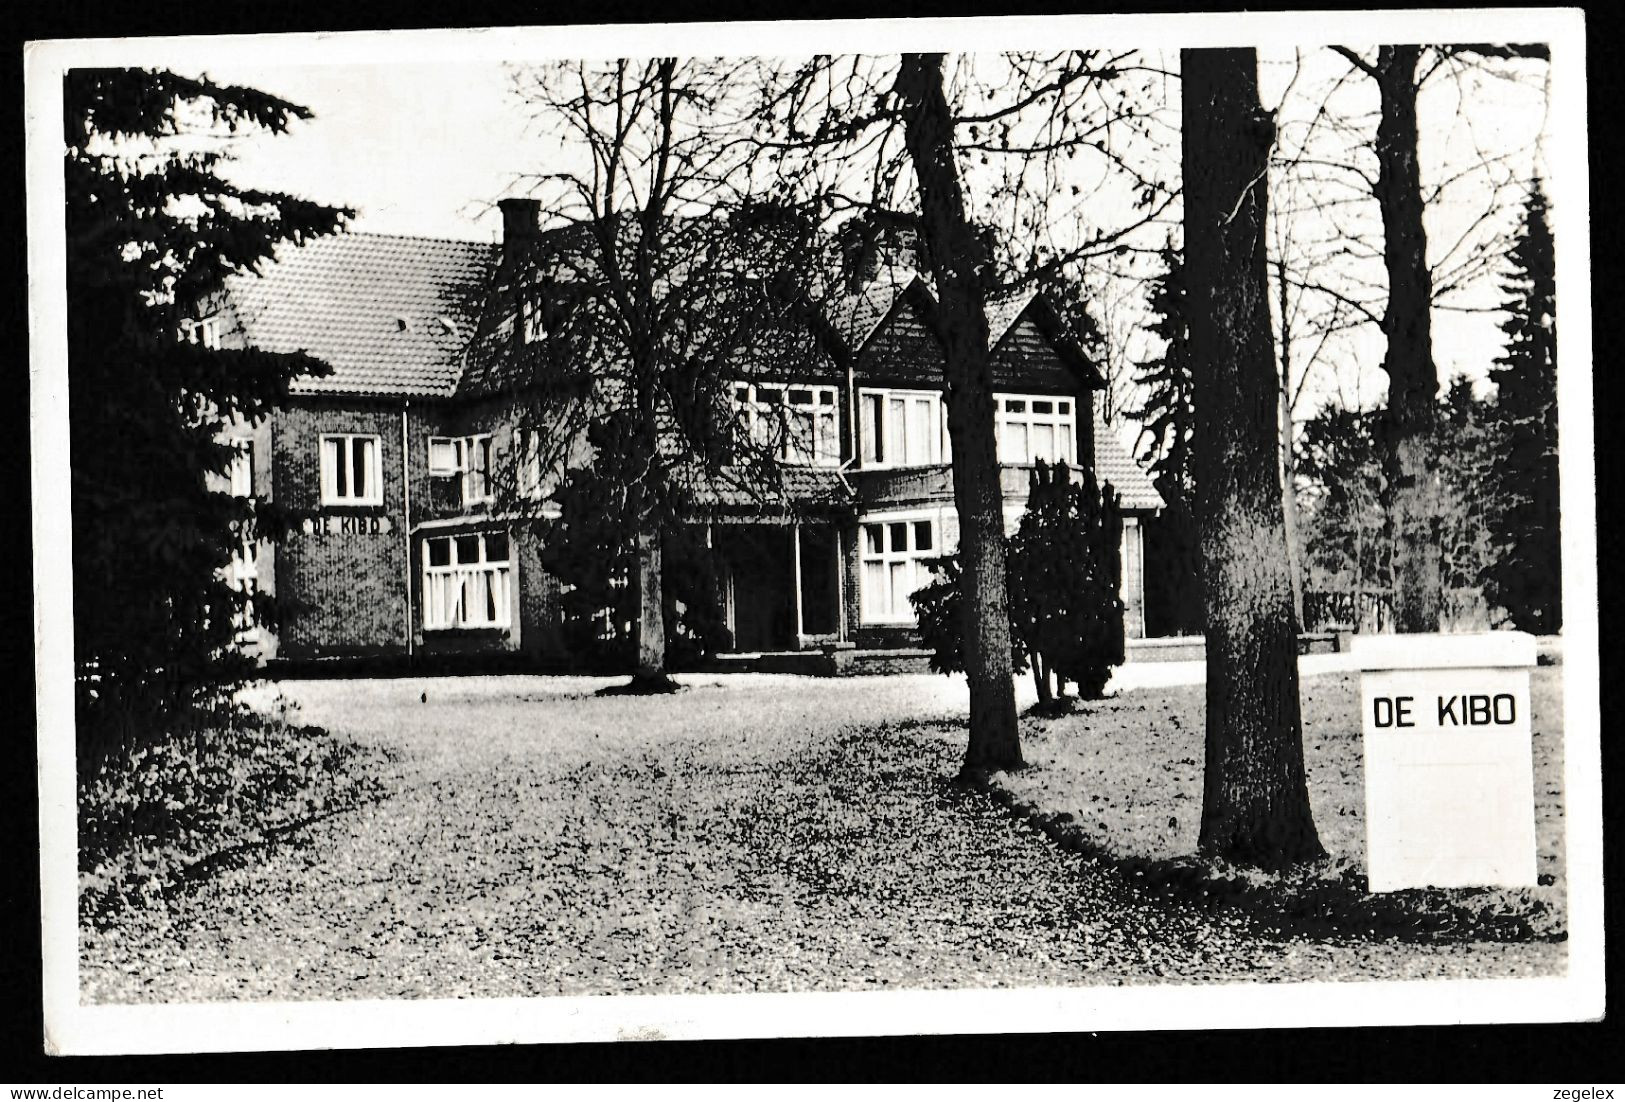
xmin=180 ymin=315 xmax=221 ymax=349
xmin=422 ymin=530 xmax=512 ymax=630
xmin=226 ymin=438 xmax=254 ymax=498
xmin=859 ymin=514 xmax=938 ymax=623
xmin=319 ymin=433 xmax=382 ymax=506
xmin=428 ymin=434 xmax=494 ymax=508
xmin=995 ymin=394 xmax=1076 ymax=465
xmin=732 ymin=382 xmax=840 ymax=466
xmin=858 ymin=387 xmax=951 ymax=468
xmin=227 ymin=536 xmax=258 ymax=642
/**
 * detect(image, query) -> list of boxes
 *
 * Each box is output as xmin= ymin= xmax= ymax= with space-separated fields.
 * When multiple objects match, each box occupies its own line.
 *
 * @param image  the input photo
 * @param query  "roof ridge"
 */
xmin=329 ymin=229 xmax=498 ymax=249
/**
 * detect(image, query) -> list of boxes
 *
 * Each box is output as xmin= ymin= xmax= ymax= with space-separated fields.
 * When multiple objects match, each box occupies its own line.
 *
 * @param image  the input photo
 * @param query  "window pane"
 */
xmin=863 ymin=561 xmax=887 ymax=620
xmin=428 ymin=439 xmax=457 ymax=472
xmin=1032 ymin=400 xmax=1053 ymax=415
xmin=889 ymin=562 xmax=908 ymax=616
xmin=863 ymin=523 xmax=883 ymax=557
xmin=1005 ymin=399 xmax=1026 ymax=413
xmin=456 ymin=534 xmax=479 ymax=563
xmin=758 ymin=386 xmax=782 ymax=405
xmin=1033 ymin=423 xmax=1055 ymax=462
xmin=351 ymin=438 xmax=368 ymax=498
xmin=999 ymin=423 xmax=1028 ymax=464
xmin=427 ymin=537 xmax=450 ymax=567
xmin=885 ymin=398 xmax=906 ymax=463
xmin=818 ymin=389 xmax=835 ymax=406
xmin=816 ymin=409 xmax=839 ymax=463
xmin=229 ymin=443 xmax=253 ymax=497
xmin=734 ymin=384 xmax=751 ymax=403
xmin=906 ymin=399 xmax=932 ymax=464
xmin=914 ymin=521 xmax=933 ymax=552
xmin=888 ymin=521 xmax=908 ymax=553
xmin=788 ymin=387 xmax=813 ymax=405
xmin=786 ymin=406 xmax=814 ymax=462
xmin=485 ymin=531 xmax=509 ymax=560
xmin=860 ymin=395 xmax=880 ymax=464
xmin=329 ymin=439 xmax=348 ymax=498
xmin=1058 ymin=401 xmax=1070 ymax=415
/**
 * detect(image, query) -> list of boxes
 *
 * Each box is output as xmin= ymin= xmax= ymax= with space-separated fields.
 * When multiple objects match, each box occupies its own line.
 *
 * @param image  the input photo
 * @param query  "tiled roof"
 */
xmin=822 ymin=276 xmax=913 ymax=352
xmin=984 ymin=289 xmax=1035 ymax=345
xmin=225 ymin=232 xmax=496 ymax=399
xmin=682 ymin=465 xmax=855 ymax=513
xmin=1093 ymin=413 xmax=1164 ymax=512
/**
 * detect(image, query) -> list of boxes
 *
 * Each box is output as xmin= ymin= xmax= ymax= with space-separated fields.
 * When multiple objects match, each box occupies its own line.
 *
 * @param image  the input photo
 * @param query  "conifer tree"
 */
xmin=1483 ymin=181 xmax=1561 ymax=632
xmin=1129 ymin=243 xmax=1204 ymax=636
xmin=1007 ymin=461 xmax=1125 ymax=704
xmin=913 ymin=462 xmax=1125 ymax=707
xmin=65 ymin=69 xmax=347 ymax=753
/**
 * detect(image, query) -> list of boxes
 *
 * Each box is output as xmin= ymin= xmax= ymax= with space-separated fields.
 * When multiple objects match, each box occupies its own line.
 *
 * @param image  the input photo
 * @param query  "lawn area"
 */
xmin=80 ymin=667 xmax=1566 ymax=1003
xmin=986 ymin=667 xmax=1567 ymax=940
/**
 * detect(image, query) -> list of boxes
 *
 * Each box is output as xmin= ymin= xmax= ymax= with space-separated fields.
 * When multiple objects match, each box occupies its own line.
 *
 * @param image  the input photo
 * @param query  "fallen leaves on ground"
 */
xmin=81 ymin=672 xmax=1566 ymax=1003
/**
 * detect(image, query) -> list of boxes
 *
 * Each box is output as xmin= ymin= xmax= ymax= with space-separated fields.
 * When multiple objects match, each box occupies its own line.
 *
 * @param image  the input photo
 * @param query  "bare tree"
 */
xmin=1326 ymin=42 xmax=1550 ymax=633
xmin=754 ymin=50 xmax=1175 ymax=775
xmin=503 ymin=57 xmax=828 ymax=692
xmin=1182 ymin=47 xmax=1325 ymax=868
xmin=893 ymin=53 xmax=1022 ymax=771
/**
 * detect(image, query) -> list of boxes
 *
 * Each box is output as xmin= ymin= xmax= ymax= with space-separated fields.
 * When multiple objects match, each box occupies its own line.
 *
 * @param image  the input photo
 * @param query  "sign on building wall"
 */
xmin=300 ymin=514 xmax=395 ymax=536
xmin=1353 ymin=632 xmax=1539 ymax=892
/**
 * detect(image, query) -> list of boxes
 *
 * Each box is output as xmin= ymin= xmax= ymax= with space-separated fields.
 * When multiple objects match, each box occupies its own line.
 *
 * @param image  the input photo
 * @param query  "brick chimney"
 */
xmin=497 ymin=197 xmax=545 ymax=266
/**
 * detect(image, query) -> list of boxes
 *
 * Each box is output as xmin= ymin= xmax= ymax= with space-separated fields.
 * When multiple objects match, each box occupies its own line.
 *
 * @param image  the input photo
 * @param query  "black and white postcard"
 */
xmin=26 ymin=7 xmax=1601 ymax=1055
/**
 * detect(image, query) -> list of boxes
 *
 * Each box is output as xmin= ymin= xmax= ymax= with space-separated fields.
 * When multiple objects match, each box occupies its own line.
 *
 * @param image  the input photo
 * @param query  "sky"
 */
xmin=193 ymin=45 xmax=1553 ymax=432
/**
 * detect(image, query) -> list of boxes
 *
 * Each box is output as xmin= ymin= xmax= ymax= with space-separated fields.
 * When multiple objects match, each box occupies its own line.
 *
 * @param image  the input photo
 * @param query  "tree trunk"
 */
xmin=1374 ymin=45 xmax=1442 ymax=633
xmin=1276 ymin=261 xmax=1305 ymax=632
xmin=635 ymin=524 xmax=666 ymax=678
xmin=895 ymin=53 xmax=1022 ymax=776
xmin=1281 ymin=405 xmax=1306 ymax=632
xmin=1033 ymin=652 xmax=1052 ymax=705
xmin=1182 ymin=48 xmax=1326 ymax=869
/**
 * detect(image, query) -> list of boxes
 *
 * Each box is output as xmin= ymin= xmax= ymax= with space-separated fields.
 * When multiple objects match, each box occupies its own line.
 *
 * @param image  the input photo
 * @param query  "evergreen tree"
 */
xmin=1483 ymin=181 xmax=1561 ymax=632
xmin=1296 ymin=401 xmax=1389 ymax=626
xmin=1434 ymin=377 xmax=1500 ymax=626
xmin=1007 ymin=461 xmax=1125 ymax=703
xmin=913 ymin=462 xmax=1125 ymax=707
xmin=65 ymin=69 xmax=347 ymax=754
xmin=1129 ymin=243 xmax=1205 ymax=637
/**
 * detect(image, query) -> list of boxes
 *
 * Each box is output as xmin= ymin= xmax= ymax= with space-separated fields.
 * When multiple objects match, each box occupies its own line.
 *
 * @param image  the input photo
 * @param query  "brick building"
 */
xmin=208 ymin=203 xmax=1163 ymax=667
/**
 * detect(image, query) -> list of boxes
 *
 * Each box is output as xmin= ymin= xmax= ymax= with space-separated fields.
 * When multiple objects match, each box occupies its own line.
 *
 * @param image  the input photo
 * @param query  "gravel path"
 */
xmin=81 ymin=673 xmax=1564 ymax=1002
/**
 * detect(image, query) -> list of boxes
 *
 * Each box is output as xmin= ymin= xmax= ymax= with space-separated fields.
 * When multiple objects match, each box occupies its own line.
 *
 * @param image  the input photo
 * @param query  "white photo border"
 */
xmin=27 ymin=7 xmax=1600 ymax=1055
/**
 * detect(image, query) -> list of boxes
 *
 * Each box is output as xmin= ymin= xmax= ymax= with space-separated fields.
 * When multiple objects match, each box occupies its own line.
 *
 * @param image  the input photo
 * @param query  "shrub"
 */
xmin=912 ymin=461 xmax=1126 ymax=703
xmin=1007 ymin=461 xmax=1125 ymax=702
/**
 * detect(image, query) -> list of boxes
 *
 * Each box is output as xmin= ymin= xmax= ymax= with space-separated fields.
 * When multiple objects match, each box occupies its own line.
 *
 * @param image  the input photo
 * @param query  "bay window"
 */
xmin=422 ymin=530 xmax=512 ymax=630
xmin=995 ymin=395 xmax=1075 ymax=465
xmin=859 ymin=388 xmax=949 ymax=468
xmin=860 ymin=515 xmax=938 ymax=623
xmin=733 ymin=383 xmax=840 ymax=466
xmin=319 ymin=434 xmax=382 ymax=506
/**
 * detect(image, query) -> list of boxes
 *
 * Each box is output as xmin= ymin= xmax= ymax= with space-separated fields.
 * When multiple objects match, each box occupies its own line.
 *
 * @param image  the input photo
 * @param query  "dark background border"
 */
xmin=5 ymin=0 xmax=1617 ymax=1083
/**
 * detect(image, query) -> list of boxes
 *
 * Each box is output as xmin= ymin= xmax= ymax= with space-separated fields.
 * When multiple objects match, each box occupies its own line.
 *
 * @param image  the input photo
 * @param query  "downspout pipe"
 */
xmin=402 ymin=401 xmax=414 ymax=663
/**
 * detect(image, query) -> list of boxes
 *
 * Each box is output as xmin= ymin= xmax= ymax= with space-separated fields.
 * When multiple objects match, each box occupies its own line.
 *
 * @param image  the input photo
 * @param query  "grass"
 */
xmin=80 ymin=667 xmax=1567 ymax=1002
xmin=984 ymin=667 xmax=1566 ymax=940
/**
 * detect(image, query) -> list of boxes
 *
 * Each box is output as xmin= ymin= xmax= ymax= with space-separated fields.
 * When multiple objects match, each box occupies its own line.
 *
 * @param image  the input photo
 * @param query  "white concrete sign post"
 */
xmin=1352 ymin=631 xmax=1539 ymax=892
